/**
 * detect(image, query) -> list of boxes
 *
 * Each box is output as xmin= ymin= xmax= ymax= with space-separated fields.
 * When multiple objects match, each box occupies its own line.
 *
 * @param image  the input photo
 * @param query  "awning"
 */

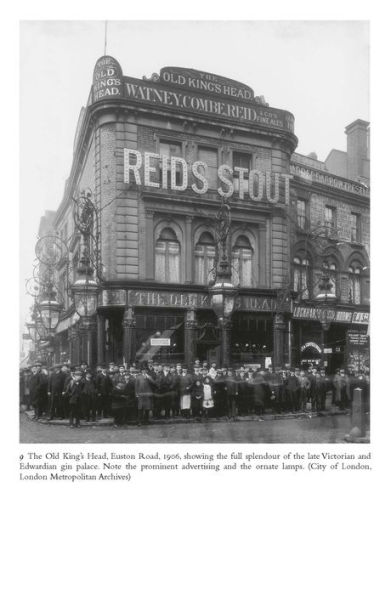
xmin=56 ymin=312 xmax=80 ymax=334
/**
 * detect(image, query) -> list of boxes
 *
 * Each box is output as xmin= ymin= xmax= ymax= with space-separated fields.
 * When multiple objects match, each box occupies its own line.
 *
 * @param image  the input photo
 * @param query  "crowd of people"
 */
xmin=20 ymin=359 xmax=370 ymax=428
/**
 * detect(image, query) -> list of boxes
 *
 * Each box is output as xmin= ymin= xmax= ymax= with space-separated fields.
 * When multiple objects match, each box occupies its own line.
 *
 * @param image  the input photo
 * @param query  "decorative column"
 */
xmin=96 ymin=311 xmax=105 ymax=365
xmin=122 ymin=307 xmax=137 ymax=365
xmin=273 ymin=313 xmax=286 ymax=369
xmin=70 ymin=326 xmax=80 ymax=365
xmin=184 ymin=307 xmax=197 ymax=368
xmin=185 ymin=216 xmax=193 ymax=283
xmin=79 ymin=317 xmax=97 ymax=367
xmin=258 ymin=221 xmax=267 ymax=286
xmin=219 ymin=318 xmax=233 ymax=368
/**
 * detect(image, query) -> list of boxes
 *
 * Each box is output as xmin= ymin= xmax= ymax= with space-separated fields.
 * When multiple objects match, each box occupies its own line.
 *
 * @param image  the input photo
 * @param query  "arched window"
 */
xmin=194 ymin=231 xmax=216 ymax=285
xmin=321 ymin=259 xmax=337 ymax=297
xmin=155 ymin=227 xmax=180 ymax=283
xmin=232 ymin=235 xmax=254 ymax=287
xmin=348 ymin=261 xmax=362 ymax=304
xmin=293 ymin=254 xmax=311 ymax=299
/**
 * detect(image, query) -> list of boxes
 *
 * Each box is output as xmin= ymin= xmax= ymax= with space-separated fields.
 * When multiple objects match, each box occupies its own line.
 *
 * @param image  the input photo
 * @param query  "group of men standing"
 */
xmin=20 ymin=359 xmax=370 ymax=428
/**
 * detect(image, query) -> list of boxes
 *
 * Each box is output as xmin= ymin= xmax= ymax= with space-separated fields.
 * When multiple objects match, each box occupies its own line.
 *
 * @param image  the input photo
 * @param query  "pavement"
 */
xmin=20 ymin=407 xmax=364 ymax=443
xmin=23 ymin=406 xmax=349 ymax=427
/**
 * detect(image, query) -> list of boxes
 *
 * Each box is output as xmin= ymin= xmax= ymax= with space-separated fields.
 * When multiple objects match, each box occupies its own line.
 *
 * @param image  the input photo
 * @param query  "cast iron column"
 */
xmin=79 ymin=317 xmax=97 ymax=367
xmin=96 ymin=311 xmax=105 ymax=365
xmin=70 ymin=326 xmax=79 ymax=365
xmin=184 ymin=308 xmax=197 ymax=368
xmin=122 ymin=307 xmax=136 ymax=365
xmin=220 ymin=318 xmax=232 ymax=368
xmin=273 ymin=313 xmax=286 ymax=369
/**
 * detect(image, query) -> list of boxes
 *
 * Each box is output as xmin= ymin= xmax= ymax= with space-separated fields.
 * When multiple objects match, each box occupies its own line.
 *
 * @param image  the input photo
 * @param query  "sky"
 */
xmin=19 ymin=20 xmax=369 ymax=332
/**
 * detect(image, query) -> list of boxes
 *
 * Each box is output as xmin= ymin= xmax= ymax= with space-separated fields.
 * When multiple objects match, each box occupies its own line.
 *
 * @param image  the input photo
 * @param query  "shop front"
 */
xmin=292 ymin=305 xmax=369 ymax=372
xmin=91 ymin=286 xmax=292 ymax=369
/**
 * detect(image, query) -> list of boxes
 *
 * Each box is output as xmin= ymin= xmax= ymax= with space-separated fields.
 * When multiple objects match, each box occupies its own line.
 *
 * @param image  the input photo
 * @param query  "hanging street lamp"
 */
xmin=209 ymin=199 xmax=237 ymax=368
xmin=38 ymin=281 xmax=62 ymax=334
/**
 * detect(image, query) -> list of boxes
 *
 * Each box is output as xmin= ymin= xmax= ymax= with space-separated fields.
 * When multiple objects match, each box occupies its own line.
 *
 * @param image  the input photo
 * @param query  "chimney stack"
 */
xmin=345 ymin=119 xmax=370 ymax=182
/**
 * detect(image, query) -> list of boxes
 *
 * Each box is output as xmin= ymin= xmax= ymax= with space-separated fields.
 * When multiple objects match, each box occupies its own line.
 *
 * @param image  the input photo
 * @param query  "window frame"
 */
xmin=292 ymin=253 xmax=312 ymax=299
xmin=194 ymin=231 xmax=216 ymax=285
xmin=232 ymin=234 xmax=254 ymax=287
xmin=296 ymin=199 xmax=307 ymax=230
xmin=197 ymin=145 xmax=219 ymax=190
xmin=158 ymin=139 xmax=184 ymax=187
xmin=232 ymin=151 xmax=252 ymax=196
xmin=154 ymin=227 xmax=181 ymax=284
xmin=351 ymin=212 xmax=361 ymax=243
xmin=348 ymin=262 xmax=363 ymax=305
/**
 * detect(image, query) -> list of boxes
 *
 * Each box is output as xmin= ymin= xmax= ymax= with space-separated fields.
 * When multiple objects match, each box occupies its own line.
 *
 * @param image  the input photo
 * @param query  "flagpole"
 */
xmin=104 ymin=21 xmax=108 ymax=55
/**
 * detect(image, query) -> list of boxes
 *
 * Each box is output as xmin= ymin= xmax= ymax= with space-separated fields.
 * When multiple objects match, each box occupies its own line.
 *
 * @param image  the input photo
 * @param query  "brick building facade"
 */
xmin=38 ymin=56 xmax=369 ymax=372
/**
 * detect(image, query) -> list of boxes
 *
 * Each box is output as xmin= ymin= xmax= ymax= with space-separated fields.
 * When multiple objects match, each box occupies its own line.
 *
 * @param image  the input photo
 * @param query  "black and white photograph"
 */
xmin=19 ymin=20 xmax=370 ymax=444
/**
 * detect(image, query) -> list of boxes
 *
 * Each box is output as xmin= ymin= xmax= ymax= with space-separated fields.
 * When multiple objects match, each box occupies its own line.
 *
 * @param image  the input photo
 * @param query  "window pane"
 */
xmin=242 ymin=249 xmax=253 ymax=286
xmin=232 ymin=250 xmax=240 ymax=286
xmin=301 ymin=268 xmax=309 ymax=299
xmin=195 ymin=251 xmax=205 ymax=284
xmin=233 ymin=152 xmax=251 ymax=170
xmin=167 ymin=242 xmax=180 ymax=282
xmin=293 ymin=267 xmax=300 ymax=292
xmin=353 ymin=277 xmax=361 ymax=304
xmin=160 ymin=141 xmax=182 ymax=157
xmin=351 ymin=214 xmax=358 ymax=241
xmin=325 ymin=206 xmax=336 ymax=229
xmin=329 ymin=272 xmax=336 ymax=296
xmin=297 ymin=200 xmax=306 ymax=229
xmin=198 ymin=147 xmax=218 ymax=189
xmin=155 ymin=241 xmax=166 ymax=282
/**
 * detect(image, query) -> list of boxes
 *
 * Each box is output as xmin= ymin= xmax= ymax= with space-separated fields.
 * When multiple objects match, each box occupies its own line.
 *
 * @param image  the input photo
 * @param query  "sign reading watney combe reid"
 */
xmin=124 ymin=149 xmax=293 ymax=203
xmin=91 ymin=58 xmax=294 ymax=133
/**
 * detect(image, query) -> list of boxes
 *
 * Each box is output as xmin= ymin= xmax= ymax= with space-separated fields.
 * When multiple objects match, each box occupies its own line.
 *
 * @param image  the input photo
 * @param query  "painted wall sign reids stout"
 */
xmin=123 ymin=149 xmax=293 ymax=203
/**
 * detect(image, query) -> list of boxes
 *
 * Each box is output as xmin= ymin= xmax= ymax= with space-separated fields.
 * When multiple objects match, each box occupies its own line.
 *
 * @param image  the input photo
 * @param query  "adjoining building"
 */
xmin=32 ymin=56 xmax=369 ymax=372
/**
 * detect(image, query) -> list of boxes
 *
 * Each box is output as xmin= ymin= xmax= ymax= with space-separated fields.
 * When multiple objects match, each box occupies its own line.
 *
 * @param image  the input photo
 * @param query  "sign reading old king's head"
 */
xmin=90 ymin=57 xmax=295 ymax=134
xmin=93 ymin=55 xmax=123 ymax=101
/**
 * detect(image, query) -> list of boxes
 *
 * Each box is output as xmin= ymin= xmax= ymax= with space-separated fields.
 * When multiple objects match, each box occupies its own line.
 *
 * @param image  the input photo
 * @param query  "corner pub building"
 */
xmin=37 ymin=56 xmax=370 ymax=372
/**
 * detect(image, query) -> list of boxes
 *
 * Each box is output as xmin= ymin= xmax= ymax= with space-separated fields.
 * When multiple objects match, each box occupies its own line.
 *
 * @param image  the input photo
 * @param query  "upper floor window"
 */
xmin=232 ymin=235 xmax=253 ymax=287
xmin=351 ymin=213 xmax=361 ymax=242
xmin=293 ymin=254 xmax=311 ymax=299
xmin=159 ymin=140 xmax=183 ymax=186
xmin=297 ymin=199 xmax=306 ymax=229
xmin=233 ymin=151 xmax=251 ymax=195
xmin=325 ymin=206 xmax=336 ymax=231
xmin=348 ymin=262 xmax=362 ymax=305
xmin=159 ymin=140 xmax=182 ymax=159
xmin=198 ymin=147 xmax=218 ymax=189
xmin=194 ymin=232 xmax=216 ymax=285
xmin=320 ymin=260 xmax=337 ymax=298
xmin=155 ymin=227 xmax=180 ymax=283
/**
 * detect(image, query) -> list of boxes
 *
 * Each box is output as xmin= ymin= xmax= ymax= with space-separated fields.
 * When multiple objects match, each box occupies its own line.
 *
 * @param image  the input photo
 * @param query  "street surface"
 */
xmin=20 ymin=412 xmax=351 ymax=443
